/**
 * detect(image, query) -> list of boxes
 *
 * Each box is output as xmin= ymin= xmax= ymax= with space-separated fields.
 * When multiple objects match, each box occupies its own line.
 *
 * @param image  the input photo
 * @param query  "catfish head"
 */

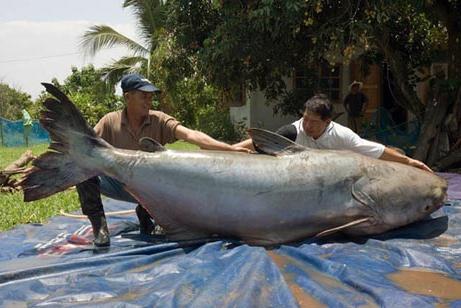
xmin=349 ymin=163 xmax=447 ymax=235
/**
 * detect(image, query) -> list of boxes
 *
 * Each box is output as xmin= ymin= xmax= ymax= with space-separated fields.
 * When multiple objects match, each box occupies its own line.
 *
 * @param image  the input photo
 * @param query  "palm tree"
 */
xmin=80 ymin=0 xmax=166 ymax=86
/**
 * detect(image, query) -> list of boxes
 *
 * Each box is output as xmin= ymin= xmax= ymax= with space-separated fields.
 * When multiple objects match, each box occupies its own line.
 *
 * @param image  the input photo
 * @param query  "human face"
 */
xmin=351 ymin=84 xmax=360 ymax=94
xmin=125 ymin=90 xmax=155 ymax=116
xmin=302 ymin=111 xmax=330 ymax=139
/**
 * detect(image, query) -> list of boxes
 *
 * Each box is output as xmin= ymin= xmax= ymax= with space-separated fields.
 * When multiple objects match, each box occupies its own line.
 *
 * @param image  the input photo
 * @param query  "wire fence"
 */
xmin=0 ymin=117 xmax=49 ymax=147
xmin=361 ymin=107 xmax=420 ymax=155
xmin=0 ymin=107 xmax=420 ymax=152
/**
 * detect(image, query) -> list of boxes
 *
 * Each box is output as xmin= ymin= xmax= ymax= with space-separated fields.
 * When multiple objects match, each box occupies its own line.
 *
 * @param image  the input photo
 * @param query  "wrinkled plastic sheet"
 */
xmin=0 ymin=174 xmax=461 ymax=307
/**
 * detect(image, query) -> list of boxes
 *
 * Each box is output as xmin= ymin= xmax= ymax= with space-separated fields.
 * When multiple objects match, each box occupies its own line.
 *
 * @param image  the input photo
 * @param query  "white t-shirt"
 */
xmin=292 ymin=118 xmax=385 ymax=158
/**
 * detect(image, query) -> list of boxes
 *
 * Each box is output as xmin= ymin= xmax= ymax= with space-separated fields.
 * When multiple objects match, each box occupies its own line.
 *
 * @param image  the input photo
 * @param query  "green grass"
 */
xmin=0 ymin=144 xmax=80 ymax=231
xmin=166 ymin=141 xmax=198 ymax=151
xmin=0 ymin=144 xmax=48 ymax=168
xmin=0 ymin=141 xmax=198 ymax=231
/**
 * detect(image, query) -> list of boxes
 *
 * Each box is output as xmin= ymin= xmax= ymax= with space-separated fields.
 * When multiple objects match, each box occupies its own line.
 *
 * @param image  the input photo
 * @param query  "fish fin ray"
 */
xmin=352 ymin=185 xmax=376 ymax=207
xmin=352 ymin=176 xmax=378 ymax=212
xmin=248 ymin=128 xmax=307 ymax=156
xmin=314 ymin=217 xmax=371 ymax=238
xmin=40 ymin=84 xmax=96 ymax=140
xmin=20 ymin=159 xmax=95 ymax=201
xmin=21 ymin=83 xmax=106 ymax=202
xmin=128 ymin=197 xmax=207 ymax=239
xmin=139 ymin=137 xmax=166 ymax=152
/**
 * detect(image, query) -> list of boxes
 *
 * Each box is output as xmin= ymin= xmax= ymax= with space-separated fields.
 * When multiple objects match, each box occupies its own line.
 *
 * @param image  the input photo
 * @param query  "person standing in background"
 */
xmin=22 ymin=109 xmax=33 ymax=147
xmin=343 ymin=81 xmax=368 ymax=134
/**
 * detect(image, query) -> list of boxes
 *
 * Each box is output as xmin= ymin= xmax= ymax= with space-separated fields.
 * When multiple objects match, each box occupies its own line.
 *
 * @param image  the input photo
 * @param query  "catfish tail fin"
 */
xmin=20 ymin=83 xmax=111 ymax=201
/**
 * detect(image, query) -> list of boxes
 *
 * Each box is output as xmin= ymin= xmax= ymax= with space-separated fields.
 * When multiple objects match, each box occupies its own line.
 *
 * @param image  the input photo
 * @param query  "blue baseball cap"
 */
xmin=121 ymin=73 xmax=160 ymax=93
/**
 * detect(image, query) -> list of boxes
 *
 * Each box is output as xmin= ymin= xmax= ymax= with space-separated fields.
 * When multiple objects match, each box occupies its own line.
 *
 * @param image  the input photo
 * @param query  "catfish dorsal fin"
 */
xmin=314 ymin=217 xmax=371 ymax=238
xmin=139 ymin=137 xmax=166 ymax=152
xmin=248 ymin=128 xmax=307 ymax=156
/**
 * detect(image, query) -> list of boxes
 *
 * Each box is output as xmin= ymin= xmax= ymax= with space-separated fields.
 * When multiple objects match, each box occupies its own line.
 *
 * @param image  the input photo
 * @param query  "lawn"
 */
xmin=0 ymin=141 xmax=198 ymax=231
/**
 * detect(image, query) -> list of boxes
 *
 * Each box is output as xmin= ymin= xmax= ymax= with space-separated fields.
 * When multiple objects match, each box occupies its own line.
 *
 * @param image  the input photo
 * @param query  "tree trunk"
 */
xmin=432 ymin=86 xmax=461 ymax=170
xmin=0 ymin=150 xmax=35 ymax=187
xmin=433 ymin=148 xmax=461 ymax=171
xmin=375 ymin=33 xmax=425 ymax=119
xmin=413 ymin=82 xmax=452 ymax=162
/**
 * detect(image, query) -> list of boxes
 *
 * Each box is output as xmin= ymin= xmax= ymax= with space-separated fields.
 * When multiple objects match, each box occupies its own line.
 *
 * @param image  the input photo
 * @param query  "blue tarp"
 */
xmin=0 ymin=174 xmax=461 ymax=307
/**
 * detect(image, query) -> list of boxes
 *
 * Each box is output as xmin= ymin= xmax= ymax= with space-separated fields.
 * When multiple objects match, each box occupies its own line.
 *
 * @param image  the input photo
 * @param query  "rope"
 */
xmin=59 ymin=209 xmax=135 ymax=219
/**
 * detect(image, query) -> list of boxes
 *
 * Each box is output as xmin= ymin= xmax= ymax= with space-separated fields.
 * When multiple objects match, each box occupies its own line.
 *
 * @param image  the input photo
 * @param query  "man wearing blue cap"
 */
xmin=76 ymin=73 xmax=250 ymax=247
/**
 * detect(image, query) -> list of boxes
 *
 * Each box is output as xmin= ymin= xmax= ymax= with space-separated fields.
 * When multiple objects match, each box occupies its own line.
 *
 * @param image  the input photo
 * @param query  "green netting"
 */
xmin=0 ymin=117 xmax=49 ymax=147
xmin=361 ymin=108 xmax=420 ymax=155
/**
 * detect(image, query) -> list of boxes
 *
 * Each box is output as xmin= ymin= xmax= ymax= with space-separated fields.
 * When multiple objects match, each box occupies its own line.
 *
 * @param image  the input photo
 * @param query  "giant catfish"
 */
xmin=21 ymin=83 xmax=447 ymax=245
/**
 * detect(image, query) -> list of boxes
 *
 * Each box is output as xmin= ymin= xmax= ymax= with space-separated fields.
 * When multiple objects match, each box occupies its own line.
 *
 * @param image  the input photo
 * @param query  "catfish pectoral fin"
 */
xmin=314 ymin=217 xmax=372 ymax=238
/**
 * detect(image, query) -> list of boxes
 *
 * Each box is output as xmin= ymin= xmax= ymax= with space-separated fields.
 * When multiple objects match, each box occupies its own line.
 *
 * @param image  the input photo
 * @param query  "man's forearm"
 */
xmin=379 ymin=147 xmax=432 ymax=172
xmin=379 ymin=147 xmax=410 ymax=164
xmin=190 ymin=131 xmax=234 ymax=151
xmin=176 ymin=129 xmax=230 ymax=150
xmin=175 ymin=125 xmax=250 ymax=152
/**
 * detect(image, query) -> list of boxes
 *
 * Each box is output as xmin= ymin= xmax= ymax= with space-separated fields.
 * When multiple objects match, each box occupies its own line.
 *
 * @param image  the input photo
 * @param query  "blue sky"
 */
xmin=0 ymin=0 xmax=138 ymax=98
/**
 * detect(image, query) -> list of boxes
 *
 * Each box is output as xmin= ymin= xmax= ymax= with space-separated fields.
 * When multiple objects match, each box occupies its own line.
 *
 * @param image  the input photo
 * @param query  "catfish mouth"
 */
xmin=435 ymin=192 xmax=446 ymax=208
xmin=432 ymin=182 xmax=448 ymax=211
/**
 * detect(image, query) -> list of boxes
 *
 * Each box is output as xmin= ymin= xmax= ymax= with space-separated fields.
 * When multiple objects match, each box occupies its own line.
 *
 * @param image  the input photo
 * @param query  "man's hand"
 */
xmin=408 ymin=158 xmax=433 ymax=173
xmin=230 ymin=145 xmax=254 ymax=153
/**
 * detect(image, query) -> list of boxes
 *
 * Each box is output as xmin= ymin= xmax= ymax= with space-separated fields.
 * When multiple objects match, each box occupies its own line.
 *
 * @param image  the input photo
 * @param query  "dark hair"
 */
xmin=303 ymin=94 xmax=333 ymax=120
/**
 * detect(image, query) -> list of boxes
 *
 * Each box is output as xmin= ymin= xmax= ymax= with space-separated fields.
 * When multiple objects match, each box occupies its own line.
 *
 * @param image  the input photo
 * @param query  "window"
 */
xmin=294 ymin=63 xmax=341 ymax=102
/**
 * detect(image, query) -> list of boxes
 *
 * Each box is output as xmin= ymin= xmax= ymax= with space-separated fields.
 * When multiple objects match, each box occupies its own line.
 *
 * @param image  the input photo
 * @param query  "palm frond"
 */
xmin=99 ymin=56 xmax=148 ymax=88
xmin=123 ymin=0 xmax=167 ymax=48
xmin=80 ymin=25 xmax=149 ymax=57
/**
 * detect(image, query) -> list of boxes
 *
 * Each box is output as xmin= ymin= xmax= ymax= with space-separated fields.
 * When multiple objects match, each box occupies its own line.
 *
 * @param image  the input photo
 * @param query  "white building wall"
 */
xmin=229 ymin=102 xmax=250 ymax=128
xmin=248 ymin=90 xmax=298 ymax=130
xmin=230 ymin=77 xmax=298 ymax=131
xmin=230 ymin=70 xmax=352 ymax=131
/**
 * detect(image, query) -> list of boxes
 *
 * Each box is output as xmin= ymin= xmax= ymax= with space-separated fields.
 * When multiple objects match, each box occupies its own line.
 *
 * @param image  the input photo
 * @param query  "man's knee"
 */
xmin=76 ymin=177 xmax=104 ymax=217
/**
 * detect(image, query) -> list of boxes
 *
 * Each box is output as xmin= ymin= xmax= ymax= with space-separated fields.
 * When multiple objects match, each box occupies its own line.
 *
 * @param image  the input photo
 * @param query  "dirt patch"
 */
xmin=431 ymin=234 xmax=458 ymax=247
xmin=268 ymin=251 xmax=326 ymax=308
xmin=388 ymin=267 xmax=461 ymax=301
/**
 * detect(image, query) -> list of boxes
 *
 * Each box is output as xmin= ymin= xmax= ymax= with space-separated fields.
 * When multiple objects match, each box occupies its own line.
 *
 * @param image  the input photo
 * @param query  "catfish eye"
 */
xmin=424 ymin=205 xmax=431 ymax=211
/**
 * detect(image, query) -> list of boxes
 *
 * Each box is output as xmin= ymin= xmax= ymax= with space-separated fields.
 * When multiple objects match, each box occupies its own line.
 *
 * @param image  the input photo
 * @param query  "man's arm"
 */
xmin=175 ymin=125 xmax=251 ymax=152
xmin=379 ymin=147 xmax=432 ymax=172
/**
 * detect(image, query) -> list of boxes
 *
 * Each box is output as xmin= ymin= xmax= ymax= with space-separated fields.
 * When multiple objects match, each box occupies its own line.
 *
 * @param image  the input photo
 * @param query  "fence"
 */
xmin=0 ymin=117 xmax=49 ymax=147
xmin=361 ymin=107 xmax=420 ymax=155
xmin=1 ymin=108 xmax=420 ymax=151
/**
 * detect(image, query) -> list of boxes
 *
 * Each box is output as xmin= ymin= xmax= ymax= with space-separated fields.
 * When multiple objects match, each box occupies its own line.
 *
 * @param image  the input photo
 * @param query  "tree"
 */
xmin=80 ymin=0 xmax=166 ymax=84
xmin=80 ymin=0 xmax=242 ymax=141
xmin=34 ymin=65 xmax=122 ymax=126
xmin=411 ymin=0 xmax=461 ymax=168
xmin=165 ymin=0 xmax=461 ymax=169
xmin=0 ymin=83 xmax=33 ymax=120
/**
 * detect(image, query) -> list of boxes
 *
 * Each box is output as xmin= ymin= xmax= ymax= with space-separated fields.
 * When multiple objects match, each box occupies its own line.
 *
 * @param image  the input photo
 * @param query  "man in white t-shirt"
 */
xmin=235 ymin=94 xmax=432 ymax=172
